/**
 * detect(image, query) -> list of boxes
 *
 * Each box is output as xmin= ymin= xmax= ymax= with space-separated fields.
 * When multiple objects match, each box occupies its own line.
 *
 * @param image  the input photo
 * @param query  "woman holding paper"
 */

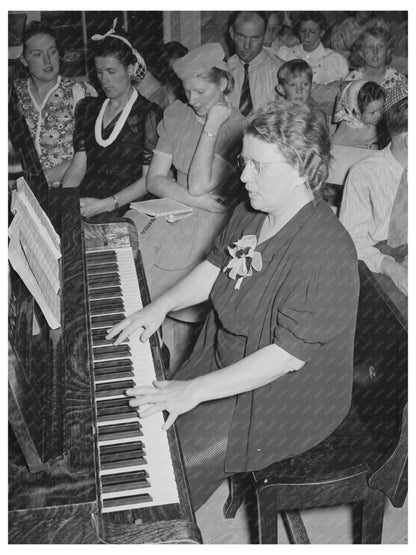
xmin=62 ymin=22 xmax=161 ymax=218
xmin=125 ymin=43 xmax=245 ymax=301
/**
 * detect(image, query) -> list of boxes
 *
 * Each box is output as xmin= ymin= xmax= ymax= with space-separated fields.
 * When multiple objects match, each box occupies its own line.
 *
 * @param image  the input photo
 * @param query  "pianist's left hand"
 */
xmin=126 ymin=379 xmax=200 ymax=431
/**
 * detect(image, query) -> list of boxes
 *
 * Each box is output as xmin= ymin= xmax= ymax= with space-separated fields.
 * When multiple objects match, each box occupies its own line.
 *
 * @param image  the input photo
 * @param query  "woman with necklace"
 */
xmin=62 ymin=24 xmax=161 ymax=219
xmin=14 ymin=21 xmax=96 ymax=185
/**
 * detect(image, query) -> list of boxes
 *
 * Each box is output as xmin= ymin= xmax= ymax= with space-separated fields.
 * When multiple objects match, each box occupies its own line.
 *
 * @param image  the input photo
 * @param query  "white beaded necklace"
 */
xmin=94 ymin=88 xmax=138 ymax=148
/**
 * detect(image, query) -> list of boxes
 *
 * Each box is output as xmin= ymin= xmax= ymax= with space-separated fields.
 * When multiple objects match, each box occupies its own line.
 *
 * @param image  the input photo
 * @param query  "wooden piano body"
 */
xmin=8 ymin=85 xmax=201 ymax=544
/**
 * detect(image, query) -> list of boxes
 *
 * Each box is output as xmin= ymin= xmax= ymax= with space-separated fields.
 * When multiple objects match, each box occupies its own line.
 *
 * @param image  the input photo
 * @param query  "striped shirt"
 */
xmin=339 ymin=145 xmax=405 ymax=272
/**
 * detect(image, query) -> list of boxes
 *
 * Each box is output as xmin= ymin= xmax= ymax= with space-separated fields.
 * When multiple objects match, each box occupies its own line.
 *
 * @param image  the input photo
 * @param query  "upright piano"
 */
xmin=8 ymin=85 xmax=201 ymax=544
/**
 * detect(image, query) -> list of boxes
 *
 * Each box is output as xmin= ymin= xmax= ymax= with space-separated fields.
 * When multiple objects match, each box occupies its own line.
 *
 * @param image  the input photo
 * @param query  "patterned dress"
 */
xmin=15 ymin=75 xmax=96 ymax=172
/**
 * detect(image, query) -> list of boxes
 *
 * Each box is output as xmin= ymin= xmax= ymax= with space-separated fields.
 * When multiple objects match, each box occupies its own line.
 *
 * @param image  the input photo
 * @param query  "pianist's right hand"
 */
xmin=106 ymin=302 xmax=166 ymax=345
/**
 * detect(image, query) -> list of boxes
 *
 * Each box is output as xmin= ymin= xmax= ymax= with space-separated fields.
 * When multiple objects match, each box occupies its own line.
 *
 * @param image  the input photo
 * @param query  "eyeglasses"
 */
xmin=237 ymin=154 xmax=282 ymax=175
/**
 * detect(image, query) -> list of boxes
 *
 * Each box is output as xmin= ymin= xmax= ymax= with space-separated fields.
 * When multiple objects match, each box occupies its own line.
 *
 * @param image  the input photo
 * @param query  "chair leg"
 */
xmin=281 ymin=510 xmax=310 ymax=544
xmin=256 ymin=485 xmax=278 ymax=544
xmin=361 ymin=488 xmax=385 ymax=543
xmin=223 ymin=473 xmax=252 ymax=519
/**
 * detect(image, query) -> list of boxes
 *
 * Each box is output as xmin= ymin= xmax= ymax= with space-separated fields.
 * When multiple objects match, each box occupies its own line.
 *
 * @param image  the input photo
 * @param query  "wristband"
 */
xmin=203 ymin=130 xmax=217 ymax=139
xmin=112 ymin=194 xmax=119 ymax=210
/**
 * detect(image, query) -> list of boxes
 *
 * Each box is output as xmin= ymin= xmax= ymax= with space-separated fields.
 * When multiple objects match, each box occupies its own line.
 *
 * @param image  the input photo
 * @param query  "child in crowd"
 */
xmin=332 ymin=80 xmax=385 ymax=149
xmin=276 ymin=59 xmax=328 ymax=125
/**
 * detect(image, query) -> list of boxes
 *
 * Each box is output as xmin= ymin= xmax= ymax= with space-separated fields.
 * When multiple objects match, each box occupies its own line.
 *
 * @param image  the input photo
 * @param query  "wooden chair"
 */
xmin=224 ymin=262 xmax=408 ymax=543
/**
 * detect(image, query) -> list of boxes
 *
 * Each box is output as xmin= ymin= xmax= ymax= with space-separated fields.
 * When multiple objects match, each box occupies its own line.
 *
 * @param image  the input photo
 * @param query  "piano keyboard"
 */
xmin=86 ymin=246 xmax=179 ymax=513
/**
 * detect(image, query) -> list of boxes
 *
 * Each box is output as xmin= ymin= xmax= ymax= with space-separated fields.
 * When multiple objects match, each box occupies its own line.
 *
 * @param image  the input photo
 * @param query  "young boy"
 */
xmin=276 ymin=59 xmax=329 ymax=128
xmin=276 ymin=59 xmax=313 ymax=103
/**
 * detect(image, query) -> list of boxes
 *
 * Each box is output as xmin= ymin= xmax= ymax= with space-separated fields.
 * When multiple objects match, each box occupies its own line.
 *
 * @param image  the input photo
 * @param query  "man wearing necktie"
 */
xmin=227 ymin=11 xmax=283 ymax=116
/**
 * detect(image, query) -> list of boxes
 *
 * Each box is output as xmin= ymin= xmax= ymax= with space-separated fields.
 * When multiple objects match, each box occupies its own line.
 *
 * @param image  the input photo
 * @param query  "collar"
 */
xmin=27 ymin=74 xmax=62 ymax=112
xmin=299 ymin=42 xmax=326 ymax=60
xmin=233 ymin=48 xmax=267 ymax=69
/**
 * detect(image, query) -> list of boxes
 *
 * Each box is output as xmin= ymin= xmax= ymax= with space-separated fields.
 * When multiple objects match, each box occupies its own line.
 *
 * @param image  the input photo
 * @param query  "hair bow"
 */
xmin=91 ymin=18 xmax=146 ymax=81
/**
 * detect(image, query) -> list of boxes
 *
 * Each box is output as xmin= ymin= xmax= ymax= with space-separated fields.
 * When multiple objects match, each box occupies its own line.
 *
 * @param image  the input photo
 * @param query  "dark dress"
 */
xmin=173 ymin=199 xmax=360 ymax=509
xmin=73 ymin=94 xmax=161 ymax=202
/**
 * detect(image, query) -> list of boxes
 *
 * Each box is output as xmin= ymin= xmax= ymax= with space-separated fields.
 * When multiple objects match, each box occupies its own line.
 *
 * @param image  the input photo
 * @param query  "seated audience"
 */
xmin=332 ymin=80 xmax=385 ymax=149
xmin=15 ymin=21 xmax=96 ymax=184
xmin=339 ymin=84 xmax=408 ymax=295
xmin=345 ymin=26 xmax=407 ymax=90
xmin=264 ymin=12 xmax=299 ymax=56
xmin=62 ymin=24 xmax=161 ymax=218
xmin=277 ymin=12 xmax=348 ymax=85
xmin=125 ymin=43 xmax=245 ymax=300
xmin=227 ymin=11 xmax=283 ymax=115
xmin=330 ymin=11 xmax=385 ymax=59
xmin=107 ymin=100 xmax=359 ymax=512
xmin=148 ymin=41 xmax=189 ymax=110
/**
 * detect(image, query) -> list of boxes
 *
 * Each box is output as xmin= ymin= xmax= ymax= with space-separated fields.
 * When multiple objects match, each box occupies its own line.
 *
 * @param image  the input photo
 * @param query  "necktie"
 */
xmin=239 ymin=63 xmax=253 ymax=117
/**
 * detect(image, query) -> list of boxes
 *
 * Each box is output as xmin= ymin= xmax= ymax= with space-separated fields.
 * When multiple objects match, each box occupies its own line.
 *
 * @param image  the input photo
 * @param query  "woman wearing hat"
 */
xmin=126 ymin=43 xmax=246 ymax=301
xmin=62 ymin=22 xmax=161 ymax=219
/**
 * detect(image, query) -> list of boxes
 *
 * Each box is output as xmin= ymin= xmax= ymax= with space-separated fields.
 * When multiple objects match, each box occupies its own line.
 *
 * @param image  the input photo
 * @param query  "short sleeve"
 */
xmin=154 ymin=100 xmax=183 ymax=156
xmin=73 ymin=96 xmax=92 ymax=153
xmin=273 ymin=258 xmax=358 ymax=362
xmin=71 ymin=81 xmax=97 ymax=108
xmin=143 ymin=105 xmax=162 ymax=166
xmin=214 ymin=111 xmax=245 ymax=166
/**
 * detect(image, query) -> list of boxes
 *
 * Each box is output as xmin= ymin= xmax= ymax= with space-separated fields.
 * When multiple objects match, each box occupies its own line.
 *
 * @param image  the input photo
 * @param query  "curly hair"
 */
xmin=385 ymin=98 xmax=408 ymax=136
xmin=22 ymin=21 xmax=61 ymax=57
xmin=349 ymin=26 xmax=394 ymax=68
xmin=245 ymin=100 xmax=331 ymax=198
xmin=292 ymin=11 xmax=328 ymax=40
xmin=91 ymin=35 xmax=137 ymax=69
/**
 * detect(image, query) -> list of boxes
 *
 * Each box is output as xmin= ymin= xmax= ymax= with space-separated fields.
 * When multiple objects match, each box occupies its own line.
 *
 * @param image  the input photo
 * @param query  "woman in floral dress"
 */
xmin=14 ymin=21 xmax=96 ymax=184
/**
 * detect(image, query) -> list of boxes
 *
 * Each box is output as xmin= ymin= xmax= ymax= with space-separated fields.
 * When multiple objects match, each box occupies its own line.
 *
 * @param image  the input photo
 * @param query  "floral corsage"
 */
xmin=223 ymin=235 xmax=262 ymax=290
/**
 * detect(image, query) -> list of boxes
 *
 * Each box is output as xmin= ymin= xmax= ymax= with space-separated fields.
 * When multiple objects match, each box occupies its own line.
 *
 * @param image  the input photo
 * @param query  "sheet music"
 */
xmin=8 ymin=178 xmax=61 ymax=329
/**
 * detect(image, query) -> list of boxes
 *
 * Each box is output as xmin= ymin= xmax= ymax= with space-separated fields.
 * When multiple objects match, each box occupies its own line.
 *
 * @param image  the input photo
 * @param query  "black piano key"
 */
xmin=98 ymin=422 xmax=142 ymax=440
xmin=100 ymin=442 xmax=144 ymax=455
xmin=89 ymin=287 xmax=122 ymax=300
xmin=97 ymin=412 xmax=137 ymax=423
xmin=93 ymin=328 xmax=128 ymax=342
xmin=95 ymin=370 xmax=134 ymax=381
xmin=90 ymin=300 xmax=124 ymax=314
xmin=91 ymin=314 xmax=125 ymax=328
xmin=87 ymin=252 xmax=117 ymax=264
xmin=101 ymin=471 xmax=149 ymax=493
xmin=95 ymin=380 xmax=135 ymax=396
xmin=103 ymin=493 xmax=152 ymax=509
xmin=100 ymin=448 xmax=145 ymax=464
xmin=87 ymin=249 xmax=117 ymax=258
xmin=87 ymin=263 xmax=119 ymax=274
xmin=88 ymin=274 xmax=121 ymax=287
xmin=97 ymin=398 xmax=134 ymax=409
xmin=94 ymin=359 xmax=133 ymax=371
xmin=93 ymin=345 xmax=131 ymax=359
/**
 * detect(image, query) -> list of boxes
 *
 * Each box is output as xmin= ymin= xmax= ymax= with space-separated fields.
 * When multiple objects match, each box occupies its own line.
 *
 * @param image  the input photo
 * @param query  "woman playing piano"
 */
xmin=62 ymin=21 xmax=161 ymax=219
xmin=107 ymin=101 xmax=360 ymax=511
xmin=14 ymin=21 xmax=96 ymax=185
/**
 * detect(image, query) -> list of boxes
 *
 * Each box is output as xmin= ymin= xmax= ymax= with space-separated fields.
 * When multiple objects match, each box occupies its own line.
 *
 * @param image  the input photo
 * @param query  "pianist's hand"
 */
xmin=106 ymin=303 xmax=166 ymax=345
xmin=126 ymin=379 xmax=200 ymax=431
